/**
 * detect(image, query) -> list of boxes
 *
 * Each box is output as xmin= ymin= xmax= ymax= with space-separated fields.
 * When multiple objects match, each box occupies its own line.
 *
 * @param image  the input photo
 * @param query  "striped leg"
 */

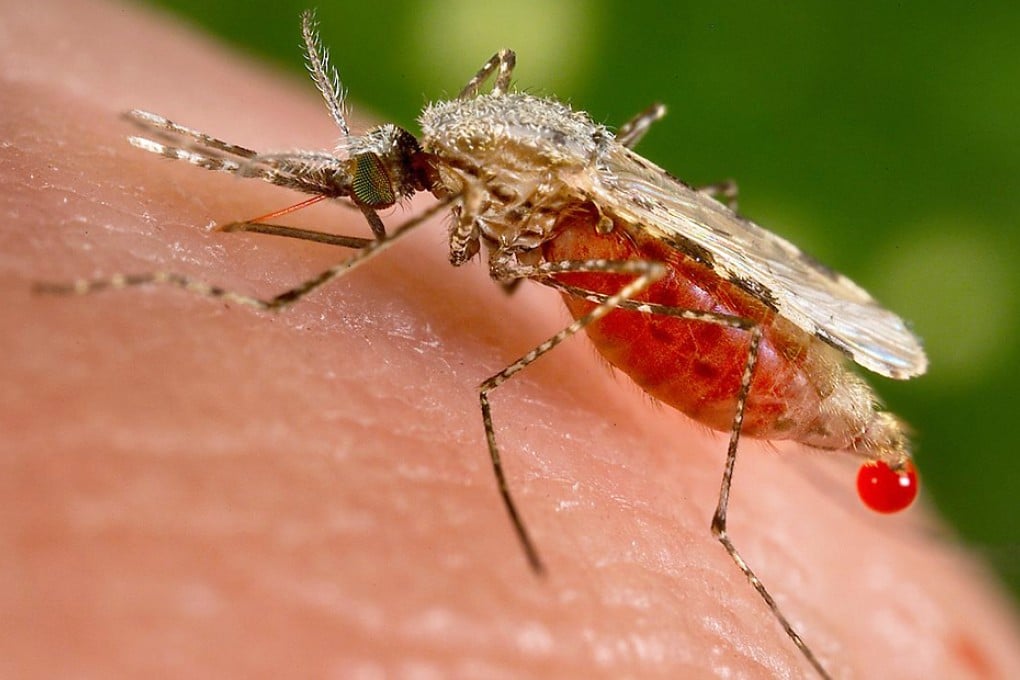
xmin=478 ymin=256 xmax=668 ymax=573
xmin=485 ymin=268 xmax=831 ymax=678
xmin=33 ymin=198 xmax=452 ymax=311
xmin=616 ymin=103 xmax=667 ymax=149
xmin=458 ymin=49 xmax=517 ymax=99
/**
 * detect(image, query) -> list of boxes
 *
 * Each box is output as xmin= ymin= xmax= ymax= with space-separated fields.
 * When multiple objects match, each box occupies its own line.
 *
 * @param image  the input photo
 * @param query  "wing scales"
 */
xmin=589 ymin=145 xmax=927 ymax=379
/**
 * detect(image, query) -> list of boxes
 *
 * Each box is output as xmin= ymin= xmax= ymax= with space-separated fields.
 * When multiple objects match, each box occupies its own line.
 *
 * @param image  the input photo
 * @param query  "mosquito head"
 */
xmin=342 ymin=124 xmax=437 ymax=209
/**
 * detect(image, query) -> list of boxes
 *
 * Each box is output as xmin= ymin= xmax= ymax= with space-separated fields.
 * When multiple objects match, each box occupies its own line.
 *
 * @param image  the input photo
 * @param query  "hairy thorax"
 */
xmin=419 ymin=92 xmax=609 ymax=252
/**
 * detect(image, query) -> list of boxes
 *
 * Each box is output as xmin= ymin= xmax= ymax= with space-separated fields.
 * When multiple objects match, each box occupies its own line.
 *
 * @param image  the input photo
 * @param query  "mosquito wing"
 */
xmin=589 ymin=144 xmax=927 ymax=380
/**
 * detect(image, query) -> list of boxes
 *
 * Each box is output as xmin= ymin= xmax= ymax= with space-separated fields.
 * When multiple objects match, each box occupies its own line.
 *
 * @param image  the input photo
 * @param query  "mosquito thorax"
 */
xmin=420 ymin=92 xmax=615 ymax=269
xmin=419 ymin=92 xmax=609 ymax=168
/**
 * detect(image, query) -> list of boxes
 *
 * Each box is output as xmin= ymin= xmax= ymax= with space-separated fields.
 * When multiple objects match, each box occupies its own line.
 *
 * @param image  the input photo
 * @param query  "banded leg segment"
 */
xmin=708 ymin=321 xmax=831 ymax=679
xmin=459 ymin=49 xmax=517 ymax=99
xmin=616 ymin=103 xmax=667 ymax=149
xmin=486 ymin=264 xmax=831 ymax=678
xmin=479 ymin=256 xmax=668 ymax=573
xmin=33 ymin=197 xmax=453 ymax=311
xmin=538 ymin=278 xmax=756 ymax=329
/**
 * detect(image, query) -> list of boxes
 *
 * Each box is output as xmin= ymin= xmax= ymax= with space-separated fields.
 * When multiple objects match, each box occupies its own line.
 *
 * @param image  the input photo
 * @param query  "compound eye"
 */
xmin=350 ymin=152 xmax=396 ymax=208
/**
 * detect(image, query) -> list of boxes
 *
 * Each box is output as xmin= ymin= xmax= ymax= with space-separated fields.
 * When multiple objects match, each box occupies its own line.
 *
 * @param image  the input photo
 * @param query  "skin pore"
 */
xmin=3 ymin=1 xmax=1019 ymax=677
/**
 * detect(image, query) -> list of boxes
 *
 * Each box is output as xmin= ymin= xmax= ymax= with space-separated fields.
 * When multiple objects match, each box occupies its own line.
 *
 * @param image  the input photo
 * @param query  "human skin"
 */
xmin=2 ymin=1 xmax=1019 ymax=678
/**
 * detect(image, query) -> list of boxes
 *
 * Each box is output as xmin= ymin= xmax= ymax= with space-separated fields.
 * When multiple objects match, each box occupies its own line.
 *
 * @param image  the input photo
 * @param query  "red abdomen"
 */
xmin=544 ymin=215 xmax=832 ymax=443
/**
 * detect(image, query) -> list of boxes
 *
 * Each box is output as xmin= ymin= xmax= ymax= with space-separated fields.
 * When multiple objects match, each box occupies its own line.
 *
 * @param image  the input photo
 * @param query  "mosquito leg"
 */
xmin=33 ymin=197 xmax=453 ymax=310
xmin=697 ymin=180 xmax=739 ymax=211
xmin=359 ymin=205 xmax=387 ymax=240
xmin=458 ymin=49 xmax=517 ymax=99
xmin=511 ymin=273 xmax=832 ymax=677
xmin=611 ymin=107 xmax=739 ymax=210
xmin=536 ymin=278 xmax=753 ymax=328
xmin=478 ymin=256 xmax=668 ymax=573
xmin=616 ymin=102 xmax=667 ymax=149
xmin=705 ymin=322 xmax=832 ymax=678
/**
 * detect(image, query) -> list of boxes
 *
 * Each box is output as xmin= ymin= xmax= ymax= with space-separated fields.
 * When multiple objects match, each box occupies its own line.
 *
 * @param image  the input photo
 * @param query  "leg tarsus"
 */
xmin=459 ymin=49 xmax=517 ymax=99
xmin=709 ymin=325 xmax=833 ymax=679
xmin=617 ymin=102 xmax=667 ymax=149
xmin=33 ymin=197 xmax=453 ymax=311
xmin=479 ymin=387 xmax=546 ymax=575
xmin=477 ymin=255 xmax=668 ymax=574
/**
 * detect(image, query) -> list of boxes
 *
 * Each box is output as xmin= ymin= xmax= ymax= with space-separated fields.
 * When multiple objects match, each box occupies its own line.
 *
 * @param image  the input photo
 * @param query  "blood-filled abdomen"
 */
xmin=543 ymin=210 xmax=871 ymax=450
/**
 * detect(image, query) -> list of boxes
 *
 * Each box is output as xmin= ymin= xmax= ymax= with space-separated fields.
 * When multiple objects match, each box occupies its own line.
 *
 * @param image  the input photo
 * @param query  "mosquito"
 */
xmin=35 ymin=10 xmax=927 ymax=678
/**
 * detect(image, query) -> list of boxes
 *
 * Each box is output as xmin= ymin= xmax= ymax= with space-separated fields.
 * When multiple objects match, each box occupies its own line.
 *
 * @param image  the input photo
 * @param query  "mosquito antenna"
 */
xmin=300 ymin=9 xmax=350 ymax=137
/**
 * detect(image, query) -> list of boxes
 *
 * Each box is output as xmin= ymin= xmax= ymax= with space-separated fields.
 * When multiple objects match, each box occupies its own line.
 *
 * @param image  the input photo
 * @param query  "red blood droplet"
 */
xmin=857 ymin=460 xmax=918 ymax=513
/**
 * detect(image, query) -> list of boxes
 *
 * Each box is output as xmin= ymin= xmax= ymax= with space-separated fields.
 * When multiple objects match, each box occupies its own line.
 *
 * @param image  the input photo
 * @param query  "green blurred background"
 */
xmin=145 ymin=1 xmax=1020 ymax=603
